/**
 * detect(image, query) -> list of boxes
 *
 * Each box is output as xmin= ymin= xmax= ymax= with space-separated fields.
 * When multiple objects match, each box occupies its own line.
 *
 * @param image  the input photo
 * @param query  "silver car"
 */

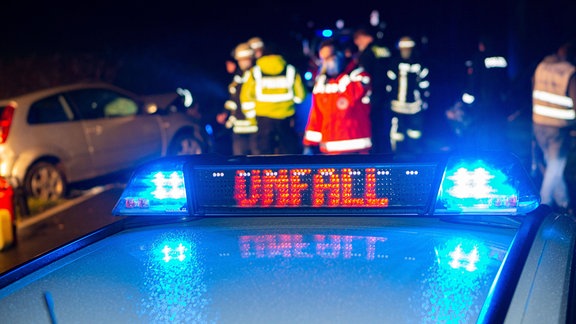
xmin=0 ymin=82 xmax=210 ymax=200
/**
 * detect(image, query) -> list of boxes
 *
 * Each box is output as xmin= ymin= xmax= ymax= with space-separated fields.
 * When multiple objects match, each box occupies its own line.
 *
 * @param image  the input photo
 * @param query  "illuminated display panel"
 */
xmin=190 ymin=164 xmax=438 ymax=213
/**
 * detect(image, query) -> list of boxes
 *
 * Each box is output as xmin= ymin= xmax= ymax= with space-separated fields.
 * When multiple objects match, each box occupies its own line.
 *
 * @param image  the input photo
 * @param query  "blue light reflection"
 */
xmin=418 ymin=238 xmax=497 ymax=323
xmin=140 ymin=234 xmax=210 ymax=322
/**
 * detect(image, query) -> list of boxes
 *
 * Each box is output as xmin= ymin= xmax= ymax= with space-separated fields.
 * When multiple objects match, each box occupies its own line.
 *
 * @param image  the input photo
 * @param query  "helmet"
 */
xmin=398 ymin=36 xmax=415 ymax=49
xmin=234 ymin=43 xmax=254 ymax=60
xmin=247 ymin=37 xmax=264 ymax=50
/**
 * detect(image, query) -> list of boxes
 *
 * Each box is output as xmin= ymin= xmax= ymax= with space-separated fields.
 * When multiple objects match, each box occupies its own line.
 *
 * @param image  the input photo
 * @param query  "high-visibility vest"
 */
xmin=241 ymin=63 xmax=305 ymax=120
xmin=532 ymin=58 xmax=576 ymax=127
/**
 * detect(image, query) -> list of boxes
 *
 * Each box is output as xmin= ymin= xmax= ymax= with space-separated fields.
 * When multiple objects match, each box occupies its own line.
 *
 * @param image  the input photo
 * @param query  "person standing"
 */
xmin=532 ymin=39 xmax=576 ymax=213
xmin=217 ymin=42 xmax=259 ymax=155
xmin=353 ymin=27 xmax=393 ymax=154
xmin=302 ymin=40 xmax=372 ymax=154
xmin=386 ymin=36 xmax=430 ymax=155
xmin=240 ymin=40 xmax=307 ymax=154
xmin=463 ymin=36 xmax=511 ymax=150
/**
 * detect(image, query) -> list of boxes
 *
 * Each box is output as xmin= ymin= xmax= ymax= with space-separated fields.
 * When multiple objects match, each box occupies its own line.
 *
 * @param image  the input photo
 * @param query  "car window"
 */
xmin=66 ymin=88 xmax=140 ymax=120
xmin=27 ymin=95 xmax=75 ymax=124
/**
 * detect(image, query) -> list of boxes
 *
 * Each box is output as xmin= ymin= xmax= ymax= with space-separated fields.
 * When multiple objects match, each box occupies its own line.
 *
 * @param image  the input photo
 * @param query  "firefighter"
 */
xmin=303 ymin=39 xmax=373 ymax=154
xmin=353 ymin=27 xmax=393 ymax=154
xmin=532 ymin=39 xmax=576 ymax=214
xmin=218 ymin=42 xmax=259 ymax=156
xmin=386 ymin=36 xmax=430 ymax=155
xmin=240 ymin=41 xmax=307 ymax=154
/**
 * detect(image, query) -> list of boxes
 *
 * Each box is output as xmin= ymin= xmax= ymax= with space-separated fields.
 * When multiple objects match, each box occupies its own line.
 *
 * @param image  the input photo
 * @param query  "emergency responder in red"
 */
xmin=353 ymin=27 xmax=393 ymax=154
xmin=303 ymin=39 xmax=373 ymax=154
xmin=240 ymin=39 xmax=307 ymax=154
xmin=386 ymin=36 xmax=430 ymax=155
xmin=532 ymin=39 xmax=576 ymax=214
xmin=217 ymin=42 xmax=259 ymax=156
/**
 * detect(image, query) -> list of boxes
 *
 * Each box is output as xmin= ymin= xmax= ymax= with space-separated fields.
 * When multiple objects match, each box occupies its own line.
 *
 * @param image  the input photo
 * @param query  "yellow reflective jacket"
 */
xmin=240 ymin=54 xmax=307 ymax=120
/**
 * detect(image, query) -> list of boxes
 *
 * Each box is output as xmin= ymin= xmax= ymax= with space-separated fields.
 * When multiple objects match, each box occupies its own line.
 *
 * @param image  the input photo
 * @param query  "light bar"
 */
xmin=112 ymin=153 xmax=540 ymax=217
xmin=113 ymin=157 xmax=188 ymax=216
xmin=434 ymin=153 xmax=540 ymax=215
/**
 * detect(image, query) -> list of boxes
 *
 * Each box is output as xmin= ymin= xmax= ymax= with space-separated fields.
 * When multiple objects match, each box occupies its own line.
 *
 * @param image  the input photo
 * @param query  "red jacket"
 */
xmin=303 ymin=68 xmax=372 ymax=154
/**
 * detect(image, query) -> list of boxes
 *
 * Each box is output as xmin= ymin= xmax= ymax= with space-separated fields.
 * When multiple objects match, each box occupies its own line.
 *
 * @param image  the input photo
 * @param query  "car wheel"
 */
xmin=24 ymin=162 xmax=67 ymax=201
xmin=169 ymin=134 xmax=204 ymax=156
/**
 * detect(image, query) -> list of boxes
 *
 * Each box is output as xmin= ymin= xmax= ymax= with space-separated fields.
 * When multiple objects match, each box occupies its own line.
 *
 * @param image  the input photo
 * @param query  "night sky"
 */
xmin=1 ymin=0 xmax=575 ymax=107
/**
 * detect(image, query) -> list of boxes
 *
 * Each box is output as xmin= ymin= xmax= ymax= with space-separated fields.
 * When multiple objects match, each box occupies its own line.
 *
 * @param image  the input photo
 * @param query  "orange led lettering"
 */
xmin=365 ymin=168 xmax=389 ymax=206
xmin=341 ymin=168 xmax=365 ymax=206
xmin=290 ymin=169 xmax=310 ymax=206
xmin=262 ymin=169 xmax=290 ymax=206
xmin=234 ymin=170 xmax=261 ymax=207
xmin=313 ymin=168 xmax=340 ymax=206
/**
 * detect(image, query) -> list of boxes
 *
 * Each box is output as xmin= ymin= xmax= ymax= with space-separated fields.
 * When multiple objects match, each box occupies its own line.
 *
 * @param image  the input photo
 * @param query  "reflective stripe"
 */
xmin=406 ymin=129 xmax=422 ymax=139
xmin=313 ymin=74 xmax=353 ymax=94
xmin=484 ymin=56 xmax=508 ymax=69
xmin=224 ymin=100 xmax=237 ymax=110
xmin=322 ymin=138 xmax=372 ymax=152
xmin=244 ymin=109 xmax=256 ymax=118
xmin=372 ymin=46 xmax=391 ymax=58
xmin=253 ymin=65 xmax=296 ymax=102
xmin=398 ymin=39 xmax=415 ymax=48
xmin=390 ymin=117 xmax=402 ymax=152
xmin=233 ymin=125 xmax=258 ymax=134
xmin=533 ymin=90 xmax=573 ymax=108
xmin=462 ymin=93 xmax=475 ymax=104
xmin=304 ymin=130 xmax=322 ymax=143
xmin=419 ymin=68 xmax=429 ymax=79
xmin=225 ymin=116 xmax=236 ymax=129
xmin=391 ymin=100 xmax=422 ymax=114
xmin=242 ymin=102 xmax=256 ymax=109
xmin=349 ymin=68 xmax=366 ymax=81
xmin=533 ymin=104 xmax=576 ymax=120
xmin=234 ymin=119 xmax=254 ymax=126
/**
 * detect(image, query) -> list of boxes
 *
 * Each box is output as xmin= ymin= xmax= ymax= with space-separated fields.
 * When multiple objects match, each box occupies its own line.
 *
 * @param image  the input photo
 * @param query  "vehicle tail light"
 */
xmin=0 ymin=103 xmax=15 ymax=144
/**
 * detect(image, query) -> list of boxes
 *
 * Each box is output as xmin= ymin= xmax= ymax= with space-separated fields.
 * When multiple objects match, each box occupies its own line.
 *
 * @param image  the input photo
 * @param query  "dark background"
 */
xmin=1 ymin=0 xmax=575 ymax=117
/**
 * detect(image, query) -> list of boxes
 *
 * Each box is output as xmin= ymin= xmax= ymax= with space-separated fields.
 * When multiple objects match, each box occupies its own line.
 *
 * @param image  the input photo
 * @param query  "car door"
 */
xmin=24 ymin=94 xmax=94 ymax=182
xmin=65 ymin=88 xmax=163 ymax=175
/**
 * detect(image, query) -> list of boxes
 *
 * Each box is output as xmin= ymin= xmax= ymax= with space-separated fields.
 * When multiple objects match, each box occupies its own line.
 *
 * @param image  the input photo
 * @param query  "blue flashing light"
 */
xmin=435 ymin=154 xmax=540 ymax=215
xmin=112 ymin=158 xmax=189 ymax=216
xmin=304 ymin=71 xmax=313 ymax=81
xmin=321 ymin=29 xmax=333 ymax=38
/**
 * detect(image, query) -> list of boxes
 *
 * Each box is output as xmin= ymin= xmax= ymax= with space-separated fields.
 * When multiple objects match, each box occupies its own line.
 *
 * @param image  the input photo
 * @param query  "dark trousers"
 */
xmin=254 ymin=116 xmax=300 ymax=155
xmin=232 ymin=133 xmax=258 ymax=156
xmin=370 ymin=101 xmax=393 ymax=154
xmin=392 ymin=111 xmax=424 ymax=155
